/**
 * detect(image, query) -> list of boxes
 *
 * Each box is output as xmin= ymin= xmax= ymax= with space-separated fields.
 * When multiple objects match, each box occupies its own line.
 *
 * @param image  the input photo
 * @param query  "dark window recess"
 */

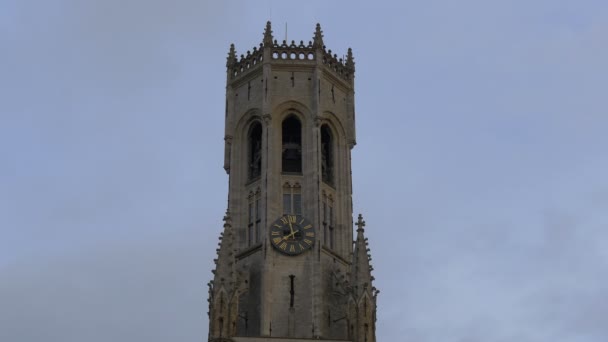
xmin=282 ymin=116 xmax=302 ymax=173
xmin=322 ymin=195 xmax=334 ymax=249
xmin=254 ymin=197 xmax=260 ymax=243
xmin=323 ymin=202 xmax=328 ymax=246
xmin=248 ymin=122 xmax=262 ymax=180
xmin=248 ymin=191 xmax=261 ymax=246
xmin=248 ymin=203 xmax=254 ymax=246
xmin=321 ymin=125 xmax=333 ymax=184
xmin=289 ymin=275 xmax=295 ymax=308
xmin=329 ymin=205 xmax=334 ymax=249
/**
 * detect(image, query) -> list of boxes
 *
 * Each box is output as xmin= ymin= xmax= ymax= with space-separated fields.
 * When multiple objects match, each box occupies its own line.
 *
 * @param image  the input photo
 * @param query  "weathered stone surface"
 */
xmin=209 ymin=22 xmax=376 ymax=342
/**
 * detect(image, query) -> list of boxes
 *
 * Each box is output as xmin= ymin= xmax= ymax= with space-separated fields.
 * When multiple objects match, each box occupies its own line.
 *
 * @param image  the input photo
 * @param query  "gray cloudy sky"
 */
xmin=1 ymin=1 xmax=608 ymax=341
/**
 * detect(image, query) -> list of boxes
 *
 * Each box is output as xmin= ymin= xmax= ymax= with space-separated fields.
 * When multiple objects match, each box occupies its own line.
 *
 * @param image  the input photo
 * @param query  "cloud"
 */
xmin=2 ymin=1 xmax=608 ymax=342
xmin=0 ymin=231 xmax=214 ymax=342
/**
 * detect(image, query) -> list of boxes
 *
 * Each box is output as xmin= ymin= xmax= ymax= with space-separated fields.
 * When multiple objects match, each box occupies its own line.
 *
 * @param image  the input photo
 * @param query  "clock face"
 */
xmin=269 ymin=215 xmax=315 ymax=255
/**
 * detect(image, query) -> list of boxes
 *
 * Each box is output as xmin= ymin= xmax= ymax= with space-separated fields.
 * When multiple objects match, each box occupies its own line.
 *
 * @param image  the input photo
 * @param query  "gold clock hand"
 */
xmin=283 ymin=229 xmax=300 ymax=241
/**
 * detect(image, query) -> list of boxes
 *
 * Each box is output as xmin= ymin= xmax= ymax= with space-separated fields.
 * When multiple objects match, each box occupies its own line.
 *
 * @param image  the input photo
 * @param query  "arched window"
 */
xmin=282 ymin=116 xmax=302 ymax=173
xmin=321 ymin=125 xmax=333 ymax=185
xmin=248 ymin=122 xmax=262 ymax=180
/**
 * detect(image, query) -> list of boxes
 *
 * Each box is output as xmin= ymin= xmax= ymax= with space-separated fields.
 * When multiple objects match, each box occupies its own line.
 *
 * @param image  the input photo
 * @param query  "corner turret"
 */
xmin=208 ymin=211 xmax=247 ymax=341
xmin=263 ymin=21 xmax=273 ymax=47
xmin=227 ymin=44 xmax=237 ymax=69
xmin=313 ymin=23 xmax=324 ymax=48
xmin=349 ymin=214 xmax=378 ymax=342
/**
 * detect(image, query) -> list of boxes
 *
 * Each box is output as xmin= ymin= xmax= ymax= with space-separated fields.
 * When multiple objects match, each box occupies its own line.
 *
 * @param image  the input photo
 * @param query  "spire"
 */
xmin=213 ymin=210 xmax=236 ymax=285
xmin=208 ymin=210 xmax=242 ymax=340
xmin=351 ymin=214 xmax=378 ymax=342
xmin=226 ymin=44 xmax=236 ymax=69
xmin=352 ymin=214 xmax=373 ymax=295
xmin=346 ymin=47 xmax=355 ymax=72
xmin=263 ymin=21 xmax=273 ymax=47
xmin=313 ymin=23 xmax=324 ymax=48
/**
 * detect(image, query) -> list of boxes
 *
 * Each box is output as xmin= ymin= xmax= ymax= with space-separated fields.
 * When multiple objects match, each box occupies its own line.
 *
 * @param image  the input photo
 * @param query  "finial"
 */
xmin=356 ymin=214 xmax=366 ymax=233
xmin=263 ymin=21 xmax=273 ymax=47
xmin=226 ymin=44 xmax=236 ymax=68
xmin=313 ymin=23 xmax=324 ymax=48
xmin=346 ymin=47 xmax=355 ymax=72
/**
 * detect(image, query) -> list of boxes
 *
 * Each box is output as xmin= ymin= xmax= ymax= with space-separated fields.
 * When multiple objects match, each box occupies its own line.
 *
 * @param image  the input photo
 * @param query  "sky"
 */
xmin=1 ymin=0 xmax=608 ymax=341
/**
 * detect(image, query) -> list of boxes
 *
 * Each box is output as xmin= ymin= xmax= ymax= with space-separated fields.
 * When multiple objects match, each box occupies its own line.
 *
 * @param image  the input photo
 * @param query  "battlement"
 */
xmin=226 ymin=22 xmax=355 ymax=83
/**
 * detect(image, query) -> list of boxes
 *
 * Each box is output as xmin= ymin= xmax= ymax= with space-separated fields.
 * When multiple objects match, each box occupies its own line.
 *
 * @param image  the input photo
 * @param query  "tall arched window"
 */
xmin=321 ymin=125 xmax=333 ymax=185
xmin=282 ymin=116 xmax=302 ymax=173
xmin=248 ymin=122 xmax=262 ymax=180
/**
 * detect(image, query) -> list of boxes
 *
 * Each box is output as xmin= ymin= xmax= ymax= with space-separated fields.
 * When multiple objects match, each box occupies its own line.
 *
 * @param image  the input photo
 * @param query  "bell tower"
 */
xmin=207 ymin=22 xmax=378 ymax=342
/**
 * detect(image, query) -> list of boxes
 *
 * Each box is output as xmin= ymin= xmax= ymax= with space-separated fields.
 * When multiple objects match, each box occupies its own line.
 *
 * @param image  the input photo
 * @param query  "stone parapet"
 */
xmin=227 ymin=22 xmax=354 ymax=83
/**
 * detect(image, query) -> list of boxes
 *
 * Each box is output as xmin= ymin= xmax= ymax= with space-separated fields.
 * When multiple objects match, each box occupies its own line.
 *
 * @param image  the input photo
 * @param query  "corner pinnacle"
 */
xmin=356 ymin=213 xmax=366 ymax=233
xmin=346 ymin=47 xmax=355 ymax=72
xmin=263 ymin=21 xmax=273 ymax=46
xmin=313 ymin=23 xmax=324 ymax=48
xmin=226 ymin=44 xmax=236 ymax=68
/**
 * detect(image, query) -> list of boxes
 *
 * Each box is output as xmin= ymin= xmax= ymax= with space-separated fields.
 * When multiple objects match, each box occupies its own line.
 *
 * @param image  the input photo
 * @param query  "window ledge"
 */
xmin=281 ymin=172 xmax=303 ymax=176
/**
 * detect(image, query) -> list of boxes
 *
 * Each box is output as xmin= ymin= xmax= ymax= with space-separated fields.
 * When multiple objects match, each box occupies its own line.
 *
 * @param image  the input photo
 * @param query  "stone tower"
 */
xmin=207 ymin=22 xmax=378 ymax=342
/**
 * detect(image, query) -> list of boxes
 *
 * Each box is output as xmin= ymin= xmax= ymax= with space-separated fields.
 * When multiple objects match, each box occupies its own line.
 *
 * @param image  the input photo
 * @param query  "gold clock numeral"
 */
xmin=273 ymin=237 xmax=283 ymax=244
xmin=280 ymin=217 xmax=288 ymax=224
xmin=305 ymin=232 xmax=315 ymax=237
xmin=289 ymin=245 xmax=296 ymax=253
xmin=299 ymin=243 xmax=305 ymax=250
xmin=280 ymin=242 xmax=288 ymax=250
xmin=299 ymin=218 xmax=305 ymax=225
xmin=304 ymin=239 xmax=313 ymax=245
xmin=274 ymin=224 xmax=282 ymax=228
xmin=271 ymin=231 xmax=280 ymax=236
xmin=288 ymin=215 xmax=296 ymax=223
xmin=303 ymin=224 xmax=312 ymax=230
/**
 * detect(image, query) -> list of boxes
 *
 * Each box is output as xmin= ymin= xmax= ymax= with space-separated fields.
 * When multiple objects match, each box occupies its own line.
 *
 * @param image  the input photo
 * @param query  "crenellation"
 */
xmin=321 ymin=48 xmax=354 ymax=81
xmin=229 ymin=46 xmax=264 ymax=80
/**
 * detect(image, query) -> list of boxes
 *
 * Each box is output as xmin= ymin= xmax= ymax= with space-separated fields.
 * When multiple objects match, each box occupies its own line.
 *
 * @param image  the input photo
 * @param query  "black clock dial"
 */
xmin=269 ymin=215 xmax=315 ymax=255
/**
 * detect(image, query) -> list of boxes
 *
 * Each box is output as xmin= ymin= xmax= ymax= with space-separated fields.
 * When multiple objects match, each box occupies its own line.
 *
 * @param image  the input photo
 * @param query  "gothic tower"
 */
xmin=208 ymin=22 xmax=378 ymax=342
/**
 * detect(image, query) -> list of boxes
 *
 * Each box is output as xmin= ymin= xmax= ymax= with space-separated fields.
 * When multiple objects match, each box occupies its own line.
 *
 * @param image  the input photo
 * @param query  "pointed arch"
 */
xmin=321 ymin=110 xmax=347 ymax=140
xmin=282 ymin=115 xmax=302 ymax=173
